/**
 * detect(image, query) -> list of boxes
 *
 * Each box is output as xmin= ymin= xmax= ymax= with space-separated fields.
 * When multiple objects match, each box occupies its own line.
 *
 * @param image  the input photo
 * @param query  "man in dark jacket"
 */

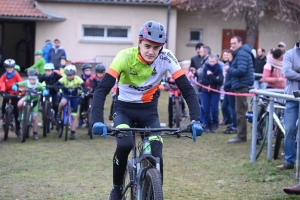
xmin=227 ymin=36 xmax=254 ymax=143
xmin=42 ymin=39 xmax=53 ymax=63
xmin=49 ymin=39 xmax=67 ymax=70
xmin=253 ymin=48 xmax=266 ymax=89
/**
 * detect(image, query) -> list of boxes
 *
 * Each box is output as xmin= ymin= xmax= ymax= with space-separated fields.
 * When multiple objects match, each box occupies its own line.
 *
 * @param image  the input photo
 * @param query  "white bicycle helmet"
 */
xmin=64 ymin=64 xmax=77 ymax=75
xmin=4 ymin=59 xmax=16 ymax=68
xmin=44 ymin=63 xmax=55 ymax=70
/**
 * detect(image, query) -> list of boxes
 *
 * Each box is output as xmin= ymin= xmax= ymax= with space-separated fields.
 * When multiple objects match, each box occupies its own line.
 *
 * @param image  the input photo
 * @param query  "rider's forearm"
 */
xmin=92 ymin=73 xmax=116 ymax=124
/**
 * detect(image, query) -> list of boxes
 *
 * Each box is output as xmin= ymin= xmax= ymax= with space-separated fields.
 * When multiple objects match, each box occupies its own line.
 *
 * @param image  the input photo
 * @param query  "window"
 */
xmin=189 ymin=29 xmax=203 ymax=44
xmin=82 ymin=25 xmax=130 ymax=42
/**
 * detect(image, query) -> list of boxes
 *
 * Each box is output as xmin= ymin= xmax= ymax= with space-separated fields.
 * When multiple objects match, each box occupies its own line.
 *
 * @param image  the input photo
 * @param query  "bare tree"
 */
xmin=174 ymin=0 xmax=300 ymax=47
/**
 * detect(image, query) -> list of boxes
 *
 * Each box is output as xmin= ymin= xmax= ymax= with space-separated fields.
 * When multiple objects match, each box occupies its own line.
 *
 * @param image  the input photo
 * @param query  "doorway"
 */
xmin=222 ymin=29 xmax=258 ymax=50
xmin=0 ymin=21 xmax=35 ymax=73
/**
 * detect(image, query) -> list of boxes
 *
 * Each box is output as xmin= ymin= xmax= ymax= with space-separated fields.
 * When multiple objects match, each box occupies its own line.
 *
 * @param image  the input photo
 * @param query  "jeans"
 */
xmin=284 ymin=100 xmax=298 ymax=166
xmin=221 ymin=95 xmax=232 ymax=124
xmin=228 ymin=94 xmax=237 ymax=128
xmin=253 ymin=80 xmax=267 ymax=89
xmin=201 ymin=91 xmax=220 ymax=128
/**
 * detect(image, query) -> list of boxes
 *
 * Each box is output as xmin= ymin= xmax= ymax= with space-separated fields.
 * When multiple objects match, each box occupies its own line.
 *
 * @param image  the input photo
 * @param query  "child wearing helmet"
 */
xmin=12 ymin=69 xmax=46 ymax=140
xmin=59 ymin=56 xmax=69 ymax=76
xmin=0 ymin=59 xmax=23 ymax=137
xmin=39 ymin=63 xmax=62 ymax=119
xmin=26 ymin=50 xmax=46 ymax=75
xmin=77 ymin=63 xmax=95 ymax=128
xmin=54 ymin=64 xmax=88 ymax=140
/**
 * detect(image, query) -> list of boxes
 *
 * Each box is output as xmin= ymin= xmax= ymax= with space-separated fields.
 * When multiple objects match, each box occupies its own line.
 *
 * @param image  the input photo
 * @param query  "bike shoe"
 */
xmin=109 ymin=187 xmax=123 ymax=200
xmin=56 ymin=113 xmax=62 ymax=124
xmin=15 ymin=130 xmax=21 ymax=138
xmin=33 ymin=134 xmax=39 ymax=140
xmin=69 ymin=133 xmax=75 ymax=140
xmin=109 ymin=115 xmax=113 ymax=121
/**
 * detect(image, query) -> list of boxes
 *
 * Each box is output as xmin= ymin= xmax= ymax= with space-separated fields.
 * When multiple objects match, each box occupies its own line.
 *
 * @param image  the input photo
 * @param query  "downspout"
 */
xmin=166 ymin=1 xmax=171 ymax=49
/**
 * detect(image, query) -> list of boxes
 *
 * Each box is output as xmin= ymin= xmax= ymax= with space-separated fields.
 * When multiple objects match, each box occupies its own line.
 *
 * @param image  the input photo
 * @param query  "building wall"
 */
xmin=36 ymin=2 xmax=175 ymax=67
xmin=175 ymin=10 xmax=299 ymax=61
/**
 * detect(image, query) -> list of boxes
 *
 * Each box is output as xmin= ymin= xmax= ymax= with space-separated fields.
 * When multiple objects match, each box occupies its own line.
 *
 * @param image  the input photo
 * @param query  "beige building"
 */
xmin=0 ymin=0 xmax=299 ymax=71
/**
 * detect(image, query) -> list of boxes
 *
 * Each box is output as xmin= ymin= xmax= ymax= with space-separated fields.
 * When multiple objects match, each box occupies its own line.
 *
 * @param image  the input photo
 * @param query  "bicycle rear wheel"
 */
xmin=273 ymin=128 xmax=284 ymax=160
xmin=21 ymin=104 xmax=31 ymax=143
xmin=174 ymin=98 xmax=180 ymax=128
xmin=141 ymin=168 xmax=163 ymax=200
xmin=3 ymin=106 xmax=12 ymax=141
xmin=256 ymin=115 xmax=268 ymax=159
xmin=122 ymin=160 xmax=134 ymax=200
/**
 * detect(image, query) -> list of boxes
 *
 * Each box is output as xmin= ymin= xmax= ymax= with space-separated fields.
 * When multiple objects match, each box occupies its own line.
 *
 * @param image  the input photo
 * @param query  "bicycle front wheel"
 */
xmin=43 ymin=100 xmax=50 ymax=137
xmin=141 ymin=168 xmax=163 ymax=200
xmin=3 ymin=106 xmax=12 ymax=141
xmin=122 ymin=160 xmax=134 ymax=200
xmin=21 ymin=104 xmax=31 ymax=143
xmin=256 ymin=115 xmax=268 ymax=159
xmin=65 ymin=107 xmax=71 ymax=141
xmin=273 ymin=128 xmax=284 ymax=160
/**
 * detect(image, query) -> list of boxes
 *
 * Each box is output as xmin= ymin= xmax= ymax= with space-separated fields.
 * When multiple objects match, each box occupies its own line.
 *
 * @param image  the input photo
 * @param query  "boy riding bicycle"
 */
xmin=92 ymin=20 xmax=203 ymax=200
xmin=12 ymin=69 xmax=47 ymax=140
xmin=38 ymin=63 xmax=62 ymax=120
xmin=0 ymin=59 xmax=23 ymax=137
xmin=77 ymin=63 xmax=95 ymax=128
xmin=54 ymin=64 xmax=88 ymax=140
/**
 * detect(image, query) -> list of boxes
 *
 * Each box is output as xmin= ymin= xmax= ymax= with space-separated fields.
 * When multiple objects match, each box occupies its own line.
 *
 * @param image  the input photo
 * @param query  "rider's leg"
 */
xmin=168 ymin=96 xmax=173 ymax=128
xmin=69 ymin=97 xmax=79 ymax=139
xmin=17 ymin=98 xmax=25 ymax=113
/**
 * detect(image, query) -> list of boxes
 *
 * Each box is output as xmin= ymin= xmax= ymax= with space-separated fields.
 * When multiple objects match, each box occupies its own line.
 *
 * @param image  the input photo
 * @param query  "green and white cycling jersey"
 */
xmin=107 ymin=47 xmax=184 ymax=103
xmin=58 ymin=76 xmax=84 ymax=96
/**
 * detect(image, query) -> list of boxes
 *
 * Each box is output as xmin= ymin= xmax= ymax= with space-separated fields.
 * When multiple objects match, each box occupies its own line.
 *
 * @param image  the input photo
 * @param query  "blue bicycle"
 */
xmin=57 ymin=91 xmax=82 ymax=141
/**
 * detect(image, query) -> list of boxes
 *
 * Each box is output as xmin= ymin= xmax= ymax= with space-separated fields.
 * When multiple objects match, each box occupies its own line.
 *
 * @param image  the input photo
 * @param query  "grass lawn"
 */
xmin=0 ymin=91 xmax=298 ymax=200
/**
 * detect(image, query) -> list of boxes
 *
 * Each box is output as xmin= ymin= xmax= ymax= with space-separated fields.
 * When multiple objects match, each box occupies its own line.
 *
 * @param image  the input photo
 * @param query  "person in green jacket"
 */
xmin=26 ymin=50 xmax=46 ymax=75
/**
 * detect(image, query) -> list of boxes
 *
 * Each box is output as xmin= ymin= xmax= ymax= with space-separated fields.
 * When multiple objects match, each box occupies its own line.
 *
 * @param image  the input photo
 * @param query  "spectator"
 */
xmin=42 ymin=39 xmax=52 ymax=63
xmin=223 ymin=51 xmax=237 ymax=134
xmin=253 ymin=48 xmax=267 ymax=89
xmin=27 ymin=50 xmax=46 ymax=75
xmin=276 ymin=41 xmax=300 ymax=170
xmin=260 ymin=48 xmax=285 ymax=89
xmin=201 ymin=54 xmax=223 ymax=133
xmin=219 ymin=49 xmax=230 ymax=125
xmin=49 ymin=39 xmax=67 ymax=70
xmin=227 ymin=36 xmax=254 ymax=143
xmin=278 ymin=41 xmax=286 ymax=53
xmin=190 ymin=42 xmax=204 ymax=103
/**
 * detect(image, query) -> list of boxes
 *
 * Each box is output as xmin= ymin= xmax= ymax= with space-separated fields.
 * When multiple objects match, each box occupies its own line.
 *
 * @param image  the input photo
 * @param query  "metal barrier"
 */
xmin=249 ymin=88 xmax=300 ymax=181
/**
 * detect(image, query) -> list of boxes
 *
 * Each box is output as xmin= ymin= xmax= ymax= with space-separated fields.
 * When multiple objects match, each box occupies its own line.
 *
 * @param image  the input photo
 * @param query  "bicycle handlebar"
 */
xmin=18 ymin=88 xmax=42 ymax=95
xmin=107 ymin=127 xmax=192 ymax=139
xmin=0 ymin=92 xmax=22 ymax=99
xmin=259 ymin=96 xmax=285 ymax=106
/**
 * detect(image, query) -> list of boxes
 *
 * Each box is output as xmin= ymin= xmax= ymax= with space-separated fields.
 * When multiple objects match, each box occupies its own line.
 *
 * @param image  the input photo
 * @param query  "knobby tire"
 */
xmin=88 ymin=109 xmax=93 ymax=139
xmin=43 ymin=100 xmax=49 ymax=137
xmin=3 ymin=106 xmax=12 ymax=141
xmin=256 ymin=115 xmax=269 ymax=159
xmin=273 ymin=128 xmax=284 ymax=160
xmin=174 ymin=98 xmax=180 ymax=128
xmin=65 ymin=107 xmax=71 ymax=141
xmin=21 ymin=104 xmax=31 ymax=143
xmin=141 ymin=168 xmax=163 ymax=200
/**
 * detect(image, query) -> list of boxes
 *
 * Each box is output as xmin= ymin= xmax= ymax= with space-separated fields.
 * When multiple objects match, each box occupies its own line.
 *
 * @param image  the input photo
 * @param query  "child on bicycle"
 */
xmin=38 ymin=63 xmax=62 ymax=120
xmin=161 ymin=76 xmax=187 ymax=128
xmin=77 ymin=63 xmax=95 ymax=128
xmin=12 ymin=69 xmax=47 ymax=140
xmin=59 ymin=56 xmax=68 ymax=77
xmin=0 ymin=59 xmax=23 ymax=137
xmin=54 ymin=64 xmax=88 ymax=139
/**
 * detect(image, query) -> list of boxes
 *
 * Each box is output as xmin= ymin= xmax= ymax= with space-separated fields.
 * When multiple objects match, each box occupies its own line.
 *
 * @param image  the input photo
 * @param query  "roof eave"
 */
xmin=36 ymin=0 xmax=171 ymax=6
xmin=0 ymin=15 xmax=65 ymax=21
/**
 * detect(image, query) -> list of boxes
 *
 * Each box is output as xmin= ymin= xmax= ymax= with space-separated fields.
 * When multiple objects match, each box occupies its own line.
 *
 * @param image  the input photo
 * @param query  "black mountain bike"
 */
xmin=19 ymin=88 xmax=42 ymax=143
xmin=108 ymin=127 xmax=192 ymax=200
xmin=42 ymin=85 xmax=55 ymax=137
xmin=0 ymin=92 xmax=20 ymax=141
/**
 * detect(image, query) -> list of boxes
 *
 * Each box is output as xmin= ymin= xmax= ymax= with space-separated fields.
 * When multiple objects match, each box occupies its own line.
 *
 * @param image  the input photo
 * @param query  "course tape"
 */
xmin=191 ymin=77 xmax=256 ymax=97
